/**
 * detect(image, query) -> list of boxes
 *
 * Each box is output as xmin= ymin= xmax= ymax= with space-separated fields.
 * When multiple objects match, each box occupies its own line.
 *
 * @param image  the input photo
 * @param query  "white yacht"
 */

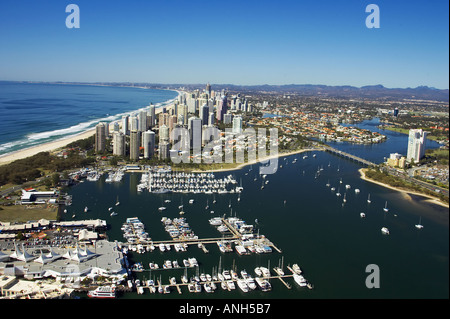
xmin=415 ymin=217 xmax=424 ymax=229
xmin=87 ymin=286 xmax=116 ymax=298
xmin=222 ymin=270 xmax=232 ymax=280
xmin=360 ymin=212 xmax=366 ymax=218
xmin=292 ymin=264 xmax=302 ymax=275
xmin=255 ymin=277 xmax=272 ymax=292
xmin=381 ymin=227 xmax=390 ymax=235
xmin=237 ymin=279 xmax=249 ymax=292
xmin=293 ymin=274 xmax=307 ymax=287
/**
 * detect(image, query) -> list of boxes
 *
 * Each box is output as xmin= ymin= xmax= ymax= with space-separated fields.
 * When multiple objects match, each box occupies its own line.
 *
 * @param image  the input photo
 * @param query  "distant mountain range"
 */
xmin=9 ymin=81 xmax=449 ymax=102
xmin=164 ymin=83 xmax=449 ymax=102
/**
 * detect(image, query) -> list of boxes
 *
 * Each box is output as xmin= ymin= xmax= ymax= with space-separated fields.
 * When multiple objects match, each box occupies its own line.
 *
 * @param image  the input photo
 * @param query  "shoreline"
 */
xmin=358 ymin=168 xmax=449 ymax=208
xmin=0 ymin=87 xmax=182 ymax=167
xmin=190 ymin=148 xmax=320 ymax=173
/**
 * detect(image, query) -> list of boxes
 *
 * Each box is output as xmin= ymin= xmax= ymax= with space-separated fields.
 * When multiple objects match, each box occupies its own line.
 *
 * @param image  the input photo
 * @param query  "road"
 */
xmin=382 ymin=166 xmax=449 ymax=198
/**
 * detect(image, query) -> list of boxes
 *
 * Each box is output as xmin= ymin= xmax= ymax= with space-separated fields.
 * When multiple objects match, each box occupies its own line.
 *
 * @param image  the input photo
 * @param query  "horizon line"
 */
xmin=0 ymin=80 xmax=448 ymax=91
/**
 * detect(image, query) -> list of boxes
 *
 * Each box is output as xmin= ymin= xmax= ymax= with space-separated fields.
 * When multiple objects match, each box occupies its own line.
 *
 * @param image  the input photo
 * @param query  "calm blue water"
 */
xmin=0 ymin=81 xmax=179 ymax=156
xmin=64 ymin=120 xmax=448 ymax=299
xmin=325 ymin=118 xmax=442 ymax=164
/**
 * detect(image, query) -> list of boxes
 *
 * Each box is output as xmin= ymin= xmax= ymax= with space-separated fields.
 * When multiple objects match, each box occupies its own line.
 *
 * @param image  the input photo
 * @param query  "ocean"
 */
xmin=63 ymin=120 xmax=448 ymax=299
xmin=0 ymin=81 xmax=179 ymax=157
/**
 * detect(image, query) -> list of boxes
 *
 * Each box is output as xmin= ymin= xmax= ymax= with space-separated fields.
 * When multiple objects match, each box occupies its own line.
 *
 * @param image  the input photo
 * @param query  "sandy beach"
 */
xmin=0 ymin=89 xmax=181 ymax=167
xmin=358 ymin=168 xmax=449 ymax=208
xmin=0 ymin=129 xmax=97 ymax=166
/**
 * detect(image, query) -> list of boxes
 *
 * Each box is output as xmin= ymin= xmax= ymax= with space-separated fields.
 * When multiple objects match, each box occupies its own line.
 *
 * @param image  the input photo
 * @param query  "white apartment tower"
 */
xmin=113 ymin=132 xmax=126 ymax=156
xmin=232 ymin=116 xmax=243 ymax=134
xmin=406 ymin=129 xmax=428 ymax=163
xmin=142 ymin=130 xmax=156 ymax=159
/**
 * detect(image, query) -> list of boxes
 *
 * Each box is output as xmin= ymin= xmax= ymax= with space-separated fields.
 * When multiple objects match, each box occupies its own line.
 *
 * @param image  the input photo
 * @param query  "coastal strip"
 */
xmin=0 ymin=92 xmax=180 ymax=167
xmin=358 ymin=168 xmax=449 ymax=208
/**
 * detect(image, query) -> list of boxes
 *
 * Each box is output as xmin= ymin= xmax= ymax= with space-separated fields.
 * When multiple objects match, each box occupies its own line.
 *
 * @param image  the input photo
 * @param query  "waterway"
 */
xmin=65 ymin=119 xmax=448 ymax=299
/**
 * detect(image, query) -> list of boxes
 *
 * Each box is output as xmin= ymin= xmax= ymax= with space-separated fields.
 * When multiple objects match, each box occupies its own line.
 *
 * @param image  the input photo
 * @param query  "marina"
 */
xmin=60 ymin=134 xmax=448 ymax=299
xmin=118 ymin=265 xmax=311 ymax=295
xmin=137 ymin=170 xmax=243 ymax=194
xmin=117 ymin=216 xmax=281 ymax=258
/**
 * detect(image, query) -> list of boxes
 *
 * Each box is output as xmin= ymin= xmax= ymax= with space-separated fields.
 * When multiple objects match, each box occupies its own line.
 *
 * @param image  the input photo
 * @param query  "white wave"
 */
xmin=0 ymin=90 xmax=180 ymax=157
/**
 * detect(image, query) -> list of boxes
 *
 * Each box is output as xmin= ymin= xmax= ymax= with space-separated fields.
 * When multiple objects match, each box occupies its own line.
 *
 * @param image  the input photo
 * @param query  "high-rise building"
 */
xmin=178 ymin=104 xmax=188 ymax=125
xmin=142 ymin=130 xmax=156 ymax=159
xmin=95 ymin=122 xmax=107 ymax=153
xmin=406 ymin=129 xmax=428 ymax=163
xmin=112 ymin=132 xmax=126 ymax=156
xmin=188 ymin=117 xmax=202 ymax=150
xmin=200 ymin=104 xmax=209 ymax=126
xmin=206 ymin=83 xmax=211 ymax=97
xmin=208 ymin=112 xmax=215 ymax=126
xmin=393 ymin=107 xmax=399 ymax=118
xmin=130 ymin=130 xmax=140 ymax=161
xmin=159 ymin=142 xmax=170 ymax=160
xmin=129 ymin=116 xmax=139 ymax=132
xmin=149 ymin=104 xmax=156 ymax=127
xmin=224 ymin=113 xmax=233 ymax=125
xmin=159 ymin=124 xmax=169 ymax=144
xmin=113 ymin=122 xmax=120 ymax=133
xmin=121 ymin=115 xmax=129 ymax=135
xmin=159 ymin=113 xmax=169 ymax=128
xmin=216 ymin=95 xmax=228 ymax=122
xmin=232 ymin=116 xmax=243 ymax=134
xmin=138 ymin=111 xmax=148 ymax=132
xmin=168 ymin=115 xmax=178 ymax=142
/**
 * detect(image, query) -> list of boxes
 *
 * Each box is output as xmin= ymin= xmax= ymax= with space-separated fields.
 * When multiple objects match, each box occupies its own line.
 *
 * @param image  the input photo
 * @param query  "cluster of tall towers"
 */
xmin=95 ymin=83 xmax=250 ymax=162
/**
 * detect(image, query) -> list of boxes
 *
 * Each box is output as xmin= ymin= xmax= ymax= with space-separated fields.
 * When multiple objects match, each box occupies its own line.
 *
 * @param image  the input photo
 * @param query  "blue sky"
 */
xmin=0 ymin=0 xmax=448 ymax=88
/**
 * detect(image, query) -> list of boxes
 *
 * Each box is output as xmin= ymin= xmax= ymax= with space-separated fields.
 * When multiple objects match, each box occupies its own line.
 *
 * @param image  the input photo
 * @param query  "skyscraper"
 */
xmin=122 ymin=115 xmax=129 ymax=135
xmin=393 ymin=107 xmax=399 ymax=118
xmin=189 ymin=117 xmax=202 ymax=163
xmin=206 ymin=83 xmax=211 ymax=97
xmin=406 ymin=129 xmax=428 ymax=163
xmin=129 ymin=116 xmax=139 ymax=132
xmin=159 ymin=113 xmax=169 ymax=128
xmin=208 ymin=112 xmax=215 ymax=126
xmin=130 ymin=130 xmax=140 ymax=161
xmin=159 ymin=124 xmax=169 ymax=144
xmin=138 ymin=110 xmax=148 ymax=132
xmin=95 ymin=122 xmax=107 ymax=153
xmin=142 ymin=130 xmax=156 ymax=159
xmin=200 ymin=103 xmax=209 ymax=126
xmin=216 ymin=95 xmax=228 ymax=122
xmin=149 ymin=104 xmax=156 ymax=127
xmin=232 ymin=116 xmax=243 ymax=134
xmin=189 ymin=117 xmax=202 ymax=148
xmin=112 ymin=132 xmax=126 ymax=156
xmin=159 ymin=142 xmax=170 ymax=160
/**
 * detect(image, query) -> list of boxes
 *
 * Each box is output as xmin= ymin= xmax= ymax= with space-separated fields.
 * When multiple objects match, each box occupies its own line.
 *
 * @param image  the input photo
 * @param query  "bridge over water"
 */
xmin=320 ymin=145 xmax=377 ymax=167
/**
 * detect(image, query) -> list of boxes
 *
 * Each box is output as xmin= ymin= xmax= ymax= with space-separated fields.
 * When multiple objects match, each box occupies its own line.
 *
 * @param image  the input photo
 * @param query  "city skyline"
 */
xmin=0 ymin=0 xmax=448 ymax=89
